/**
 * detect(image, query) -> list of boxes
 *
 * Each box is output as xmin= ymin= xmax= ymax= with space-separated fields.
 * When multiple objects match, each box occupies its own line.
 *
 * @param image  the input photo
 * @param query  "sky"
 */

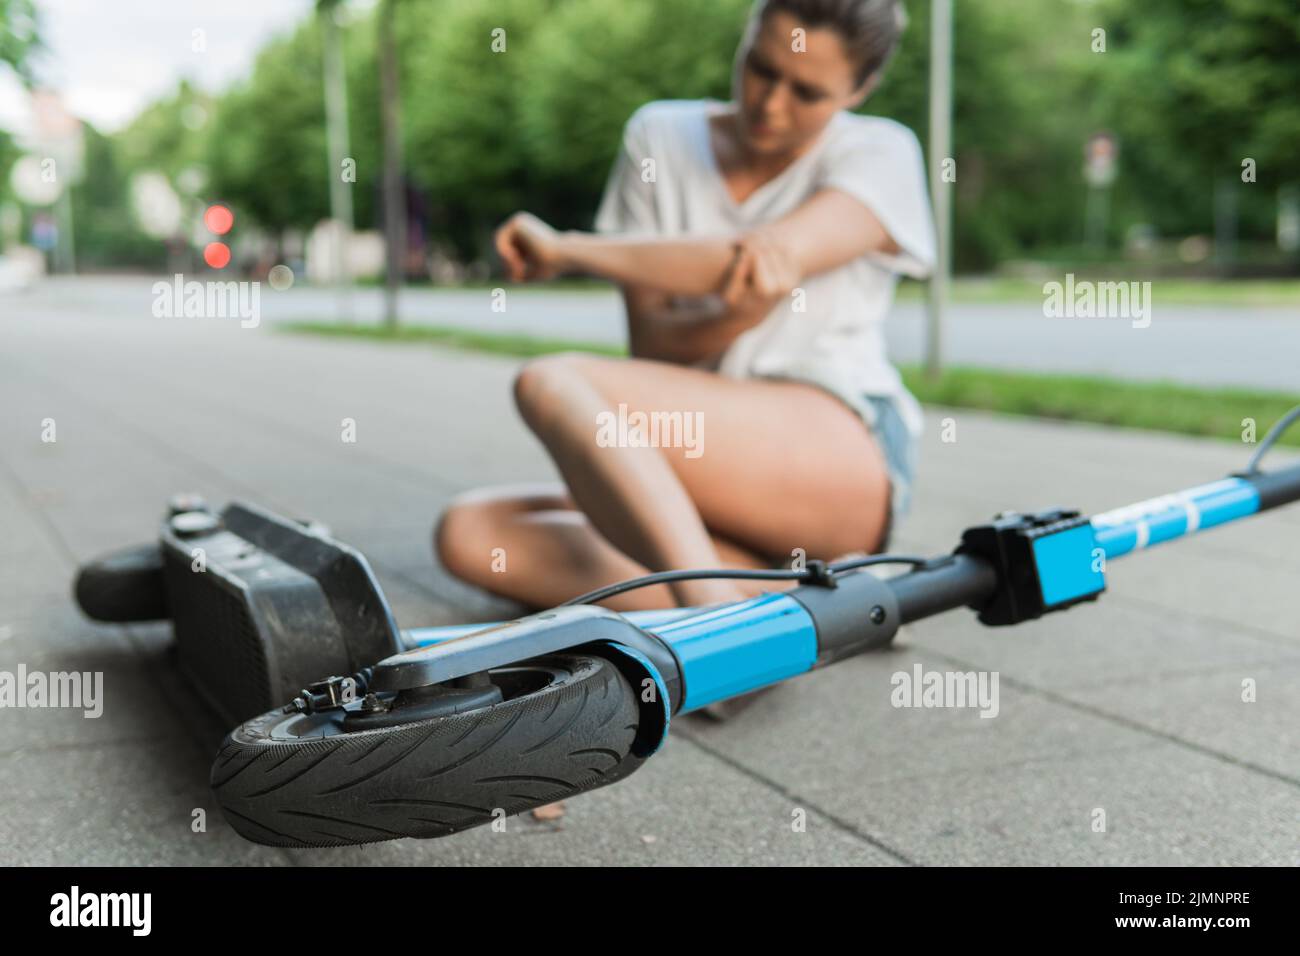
xmin=0 ymin=0 xmax=323 ymax=141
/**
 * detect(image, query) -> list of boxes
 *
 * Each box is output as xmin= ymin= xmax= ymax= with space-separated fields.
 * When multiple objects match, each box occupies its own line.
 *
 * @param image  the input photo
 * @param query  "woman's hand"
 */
xmin=719 ymin=230 xmax=802 ymax=314
xmin=494 ymin=212 xmax=568 ymax=282
xmin=618 ymin=231 xmax=804 ymax=365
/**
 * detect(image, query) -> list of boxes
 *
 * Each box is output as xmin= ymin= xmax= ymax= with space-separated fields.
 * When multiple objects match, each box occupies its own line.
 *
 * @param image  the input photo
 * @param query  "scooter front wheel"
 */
xmin=211 ymin=654 xmax=644 ymax=847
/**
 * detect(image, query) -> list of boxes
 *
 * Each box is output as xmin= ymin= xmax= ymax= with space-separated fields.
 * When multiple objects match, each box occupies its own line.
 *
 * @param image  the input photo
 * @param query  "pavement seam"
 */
xmin=4 ymin=352 xmax=466 ymax=509
xmin=4 ymin=344 xmax=466 ymax=610
xmin=0 ymin=733 xmax=193 ymax=761
xmin=0 ymin=453 xmax=80 ymax=567
xmin=911 ymin=645 xmax=1300 ymax=790
xmin=1113 ymin=592 xmax=1300 ymax=654
xmin=1034 ymin=655 xmax=1300 ymax=693
xmin=806 ymin=738 xmax=1162 ymax=791
xmin=16 ymin=337 xmax=539 ymax=627
xmin=1 ymin=449 xmax=300 ymax=863
xmin=669 ymin=728 xmax=917 ymax=865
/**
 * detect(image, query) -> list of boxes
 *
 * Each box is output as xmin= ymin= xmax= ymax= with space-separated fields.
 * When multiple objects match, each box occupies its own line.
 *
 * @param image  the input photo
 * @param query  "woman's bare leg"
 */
xmin=508 ymin=353 xmax=891 ymax=606
xmin=436 ymin=483 xmax=775 ymax=611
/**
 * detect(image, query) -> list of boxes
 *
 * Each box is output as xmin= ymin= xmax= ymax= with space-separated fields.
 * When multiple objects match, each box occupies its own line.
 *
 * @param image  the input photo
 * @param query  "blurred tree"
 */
xmin=115 ymin=80 xmax=214 ymax=182
xmin=0 ymin=0 xmax=40 ymax=208
xmin=517 ymin=0 xmax=1099 ymax=271
xmin=872 ymin=0 xmax=1102 ymax=269
xmin=519 ymin=0 xmax=750 ymax=232
xmin=401 ymin=0 xmax=555 ymax=259
xmin=0 ymin=126 xmax=17 ymax=201
xmin=73 ymin=0 xmax=1300 ymax=273
xmin=207 ymin=22 xmax=330 ymax=236
xmin=0 ymin=0 xmax=40 ymax=82
xmin=72 ymin=125 xmax=165 ymax=268
xmin=1097 ymin=0 xmax=1300 ymax=247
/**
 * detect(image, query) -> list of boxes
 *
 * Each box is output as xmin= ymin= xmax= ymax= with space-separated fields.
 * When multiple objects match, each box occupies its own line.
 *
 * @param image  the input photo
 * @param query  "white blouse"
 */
xmin=594 ymin=98 xmax=935 ymax=442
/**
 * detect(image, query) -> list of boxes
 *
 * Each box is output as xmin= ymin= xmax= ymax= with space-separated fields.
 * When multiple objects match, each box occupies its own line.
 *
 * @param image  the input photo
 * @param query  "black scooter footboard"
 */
xmin=161 ymin=501 xmax=402 ymax=724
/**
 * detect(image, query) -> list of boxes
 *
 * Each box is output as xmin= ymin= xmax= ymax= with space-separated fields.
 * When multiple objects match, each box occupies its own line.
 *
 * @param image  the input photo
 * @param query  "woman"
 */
xmin=437 ymin=0 xmax=934 ymax=616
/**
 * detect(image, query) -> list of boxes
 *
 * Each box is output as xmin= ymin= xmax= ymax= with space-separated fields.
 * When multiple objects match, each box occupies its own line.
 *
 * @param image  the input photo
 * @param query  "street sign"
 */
xmin=1084 ymin=131 xmax=1118 ymax=187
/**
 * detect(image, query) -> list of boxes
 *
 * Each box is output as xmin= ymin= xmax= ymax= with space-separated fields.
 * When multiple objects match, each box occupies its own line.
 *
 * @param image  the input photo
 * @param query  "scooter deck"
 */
xmin=162 ymin=501 xmax=402 ymax=724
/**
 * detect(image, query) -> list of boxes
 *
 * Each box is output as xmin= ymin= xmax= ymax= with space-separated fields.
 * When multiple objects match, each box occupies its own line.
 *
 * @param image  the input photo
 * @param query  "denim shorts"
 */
xmin=858 ymin=393 xmax=917 ymax=551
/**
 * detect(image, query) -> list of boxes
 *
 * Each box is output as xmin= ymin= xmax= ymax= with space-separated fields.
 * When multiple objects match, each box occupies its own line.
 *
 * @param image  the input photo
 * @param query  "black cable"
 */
xmin=828 ymin=552 xmax=931 ymax=573
xmin=560 ymin=553 xmax=932 ymax=607
xmin=1245 ymin=403 xmax=1300 ymax=474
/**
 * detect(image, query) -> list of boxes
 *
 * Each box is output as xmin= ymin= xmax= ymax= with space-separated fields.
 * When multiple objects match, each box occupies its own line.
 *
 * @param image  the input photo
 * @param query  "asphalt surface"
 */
xmin=1 ymin=278 xmax=1297 ymax=865
xmin=13 ymin=275 xmax=1300 ymax=390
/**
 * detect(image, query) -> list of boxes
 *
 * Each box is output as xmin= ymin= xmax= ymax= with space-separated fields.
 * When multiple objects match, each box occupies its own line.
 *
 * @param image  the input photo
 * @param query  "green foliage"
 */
xmin=31 ymin=0 xmax=1300 ymax=273
xmin=72 ymin=126 xmax=168 ymax=268
xmin=0 ymin=126 xmax=17 ymax=205
xmin=518 ymin=0 xmax=750 ymax=229
xmin=0 ymin=0 xmax=40 ymax=81
xmin=400 ymin=0 xmax=554 ymax=255
xmin=873 ymin=0 xmax=1110 ymax=268
xmin=1094 ymin=0 xmax=1300 ymax=241
xmin=901 ymin=364 xmax=1300 ymax=449
xmin=282 ymin=318 xmax=626 ymax=357
xmin=114 ymin=80 xmax=213 ymax=181
xmin=207 ymin=21 xmax=330 ymax=232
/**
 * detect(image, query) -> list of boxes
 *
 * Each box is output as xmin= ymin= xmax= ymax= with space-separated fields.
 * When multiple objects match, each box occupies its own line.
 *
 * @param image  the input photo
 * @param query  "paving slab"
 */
xmin=1 ymin=298 xmax=1296 ymax=866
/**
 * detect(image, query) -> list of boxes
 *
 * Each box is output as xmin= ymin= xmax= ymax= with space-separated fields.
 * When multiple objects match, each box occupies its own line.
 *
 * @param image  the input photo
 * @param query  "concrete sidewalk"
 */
xmin=0 ymin=306 xmax=1297 ymax=865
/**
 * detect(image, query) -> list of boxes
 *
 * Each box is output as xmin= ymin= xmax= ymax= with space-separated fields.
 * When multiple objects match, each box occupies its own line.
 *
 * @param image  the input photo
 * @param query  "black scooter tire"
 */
xmin=73 ymin=542 xmax=169 ymax=622
xmin=212 ymin=654 xmax=645 ymax=847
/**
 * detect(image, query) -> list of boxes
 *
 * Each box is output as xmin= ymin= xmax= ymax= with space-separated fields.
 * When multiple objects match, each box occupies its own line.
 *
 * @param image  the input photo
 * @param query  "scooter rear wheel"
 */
xmin=211 ymin=654 xmax=644 ymax=847
xmin=73 ymin=542 xmax=169 ymax=622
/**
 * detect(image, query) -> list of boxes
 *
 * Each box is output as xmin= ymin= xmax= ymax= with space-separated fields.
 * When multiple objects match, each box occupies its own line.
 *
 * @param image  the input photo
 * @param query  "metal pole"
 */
xmin=379 ymin=0 xmax=405 ymax=332
xmin=319 ymin=0 xmax=354 ymax=323
xmin=54 ymin=187 xmax=75 ymax=274
xmin=925 ymin=0 xmax=953 ymax=381
xmin=1213 ymin=176 xmax=1238 ymax=273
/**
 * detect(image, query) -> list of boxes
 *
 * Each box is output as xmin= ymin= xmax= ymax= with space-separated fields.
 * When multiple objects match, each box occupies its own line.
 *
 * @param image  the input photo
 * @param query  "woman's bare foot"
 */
xmin=694 ymin=683 xmax=780 ymax=722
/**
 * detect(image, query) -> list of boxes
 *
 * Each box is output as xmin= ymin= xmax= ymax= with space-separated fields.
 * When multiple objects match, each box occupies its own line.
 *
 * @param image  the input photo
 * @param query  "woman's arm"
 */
xmin=623 ymin=232 xmax=818 ymax=363
xmin=494 ymin=191 xmax=903 ymax=364
xmin=620 ymin=282 xmax=777 ymax=365
xmin=608 ymin=188 xmax=900 ymax=294
xmin=495 ymin=190 xmax=901 ymax=298
xmin=495 ymin=212 xmax=740 ymax=296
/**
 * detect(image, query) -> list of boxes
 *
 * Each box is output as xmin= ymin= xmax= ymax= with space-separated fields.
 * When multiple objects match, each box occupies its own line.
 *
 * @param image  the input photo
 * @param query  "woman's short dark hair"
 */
xmin=753 ymin=0 xmax=908 ymax=88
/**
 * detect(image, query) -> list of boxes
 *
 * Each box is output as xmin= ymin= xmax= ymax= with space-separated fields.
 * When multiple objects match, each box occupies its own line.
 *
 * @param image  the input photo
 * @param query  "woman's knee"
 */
xmin=512 ymin=351 xmax=607 ymax=434
xmin=434 ymin=494 xmax=498 ymax=584
xmin=435 ymin=485 xmax=568 ymax=584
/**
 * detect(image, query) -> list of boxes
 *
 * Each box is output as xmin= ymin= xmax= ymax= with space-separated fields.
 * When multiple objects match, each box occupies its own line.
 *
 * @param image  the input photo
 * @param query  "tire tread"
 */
xmin=212 ymin=655 xmax=643 ymax=847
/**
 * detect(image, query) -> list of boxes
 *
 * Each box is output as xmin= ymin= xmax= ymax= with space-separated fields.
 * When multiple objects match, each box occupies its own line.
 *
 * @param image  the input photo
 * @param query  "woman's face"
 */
xmin=733 ymin=9 xmax=869 ymax=157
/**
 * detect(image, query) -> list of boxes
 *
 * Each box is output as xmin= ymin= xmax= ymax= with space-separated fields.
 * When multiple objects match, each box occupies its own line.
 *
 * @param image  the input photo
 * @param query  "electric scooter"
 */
xmin=74 ymin=408 xmax=1300 ymax=848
